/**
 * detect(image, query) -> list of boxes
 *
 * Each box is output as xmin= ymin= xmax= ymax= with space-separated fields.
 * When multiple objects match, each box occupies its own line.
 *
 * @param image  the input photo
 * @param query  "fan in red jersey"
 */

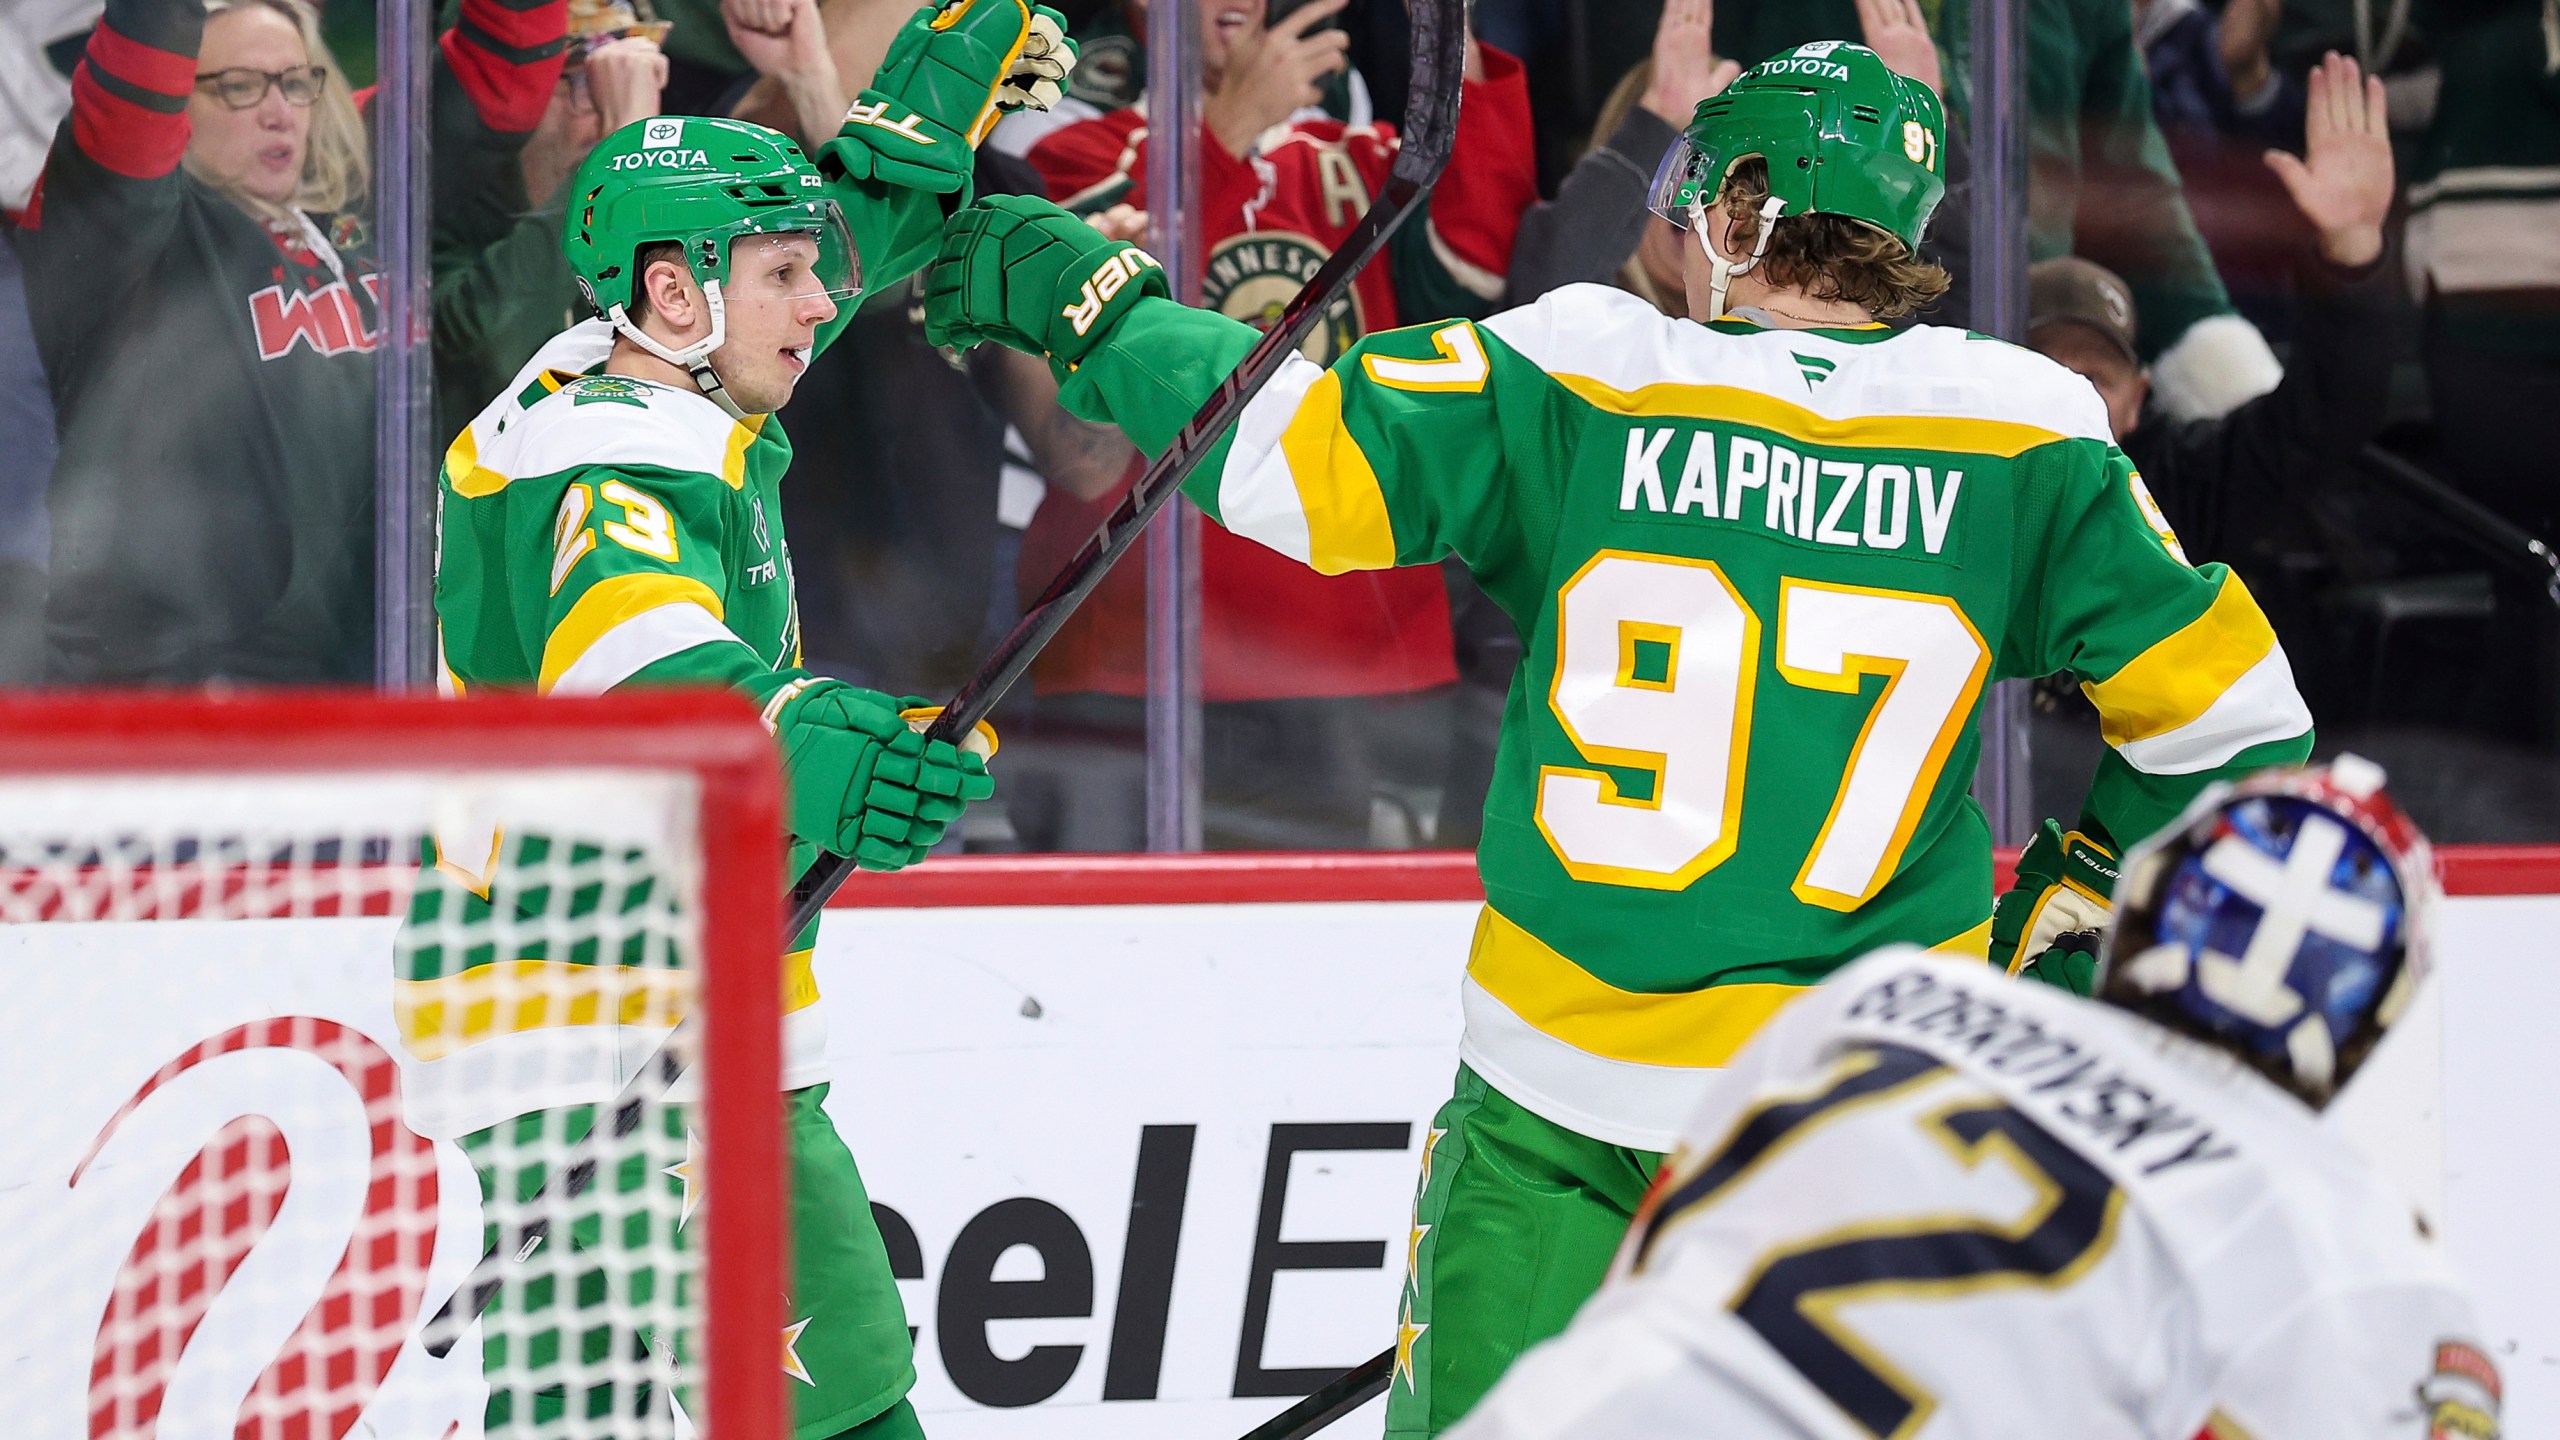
xmin=995 ymin=0 xmax=1539 ymax=851
xmin=15 ymin=0 xmax=569 ymax=684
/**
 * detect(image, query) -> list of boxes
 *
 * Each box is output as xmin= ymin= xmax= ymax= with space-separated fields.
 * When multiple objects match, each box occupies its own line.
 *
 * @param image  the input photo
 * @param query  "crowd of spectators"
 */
xmin=2 ymin=0 xmax=2557 ymax=839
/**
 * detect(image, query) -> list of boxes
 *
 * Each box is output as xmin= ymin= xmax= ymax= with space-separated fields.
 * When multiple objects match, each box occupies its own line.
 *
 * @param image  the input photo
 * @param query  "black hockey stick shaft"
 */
xmin=416 ymin=1026 xmax=695 ymax=1358
xmin=420 ymin=0 xmax=1464 ymax=1365
xmin=1235 ymin=1348 xmax=1396 ymax=1440
xmin=783 ymin=0 xmax=1468 ymax=939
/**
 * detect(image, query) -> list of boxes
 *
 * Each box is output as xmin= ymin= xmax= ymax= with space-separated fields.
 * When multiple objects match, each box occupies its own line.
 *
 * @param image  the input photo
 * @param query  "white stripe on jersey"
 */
xmin=1456 ymin=975 xmax=1725 ymax=1151
xmin=401 ymin=1005 xmax=829 ymax=1141
xmin=1213 ymin=352 xmax=1330 ymax=565
xmin=2116 ymin=645 xmax=2317 ymax=775
xmin=547 ymin=601 xmax=748 ymax=696
xmin=1479 ymin=284 xmax=2116 ymax=446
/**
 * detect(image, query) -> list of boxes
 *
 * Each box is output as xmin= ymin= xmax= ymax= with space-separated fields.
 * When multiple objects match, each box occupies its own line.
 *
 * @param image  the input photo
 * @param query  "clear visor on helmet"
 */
xmin=688 ymin=199 xmax=862 ymax=307
xmin=1647 ymin=132 xmax=1727 ymax=232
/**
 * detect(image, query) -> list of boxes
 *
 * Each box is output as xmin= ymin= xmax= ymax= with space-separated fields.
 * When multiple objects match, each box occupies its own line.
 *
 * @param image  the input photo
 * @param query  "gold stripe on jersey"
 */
xmin=1470 ymin=907 xmax=1997 ymax=1069
xmin=1937 ymin=917 xmax=1993 ymax=958
xmin=395 ymin=958 xmax=692 ymax=1061
xmin=537 ymin=572 xmax=728 ymax=693
xmin=1468 ymin=907 xmax=1804 ymax=1067
xmin=719 ymin=413 xmax=766 ymax=490
xmin=1549 ymin=374 xmax=2074 ymax=460
xmin=394 ymin=948 xmax=820 ymax=1061
xmin=1280 ymin=370 xmax=1398 ymax=573
xmin=443 ymin=426 xmax=510 ymax=499
xmin=2081 ymin=572 xmax=2276 ymax=747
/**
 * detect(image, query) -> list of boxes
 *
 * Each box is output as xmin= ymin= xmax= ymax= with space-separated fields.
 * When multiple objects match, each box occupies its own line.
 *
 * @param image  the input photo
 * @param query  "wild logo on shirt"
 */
xmin=251 ymin=275 xmax=384 ymax=361
xmin=1203 ymin=231 xmax=1361 ymax=363
xmin=569 ymin=376 xmax=651 ymax=408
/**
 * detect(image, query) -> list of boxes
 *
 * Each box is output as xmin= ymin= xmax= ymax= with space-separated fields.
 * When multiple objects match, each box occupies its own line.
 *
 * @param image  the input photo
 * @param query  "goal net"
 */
xmin=0 ymin=691 xmax=787 ymax=1440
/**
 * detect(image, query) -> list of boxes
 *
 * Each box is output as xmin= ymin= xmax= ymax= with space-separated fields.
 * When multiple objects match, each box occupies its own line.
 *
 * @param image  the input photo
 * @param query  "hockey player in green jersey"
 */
xmin=408 ymin=5 xmax=1074 ymax=1436
xmin=921 ymin=39 xmax=2315 ymax=1438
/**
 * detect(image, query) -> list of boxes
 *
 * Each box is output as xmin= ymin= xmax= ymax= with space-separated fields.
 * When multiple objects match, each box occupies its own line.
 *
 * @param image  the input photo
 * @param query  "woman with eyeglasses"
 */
xmin=11 ymin=0 xmax=569 ymax=685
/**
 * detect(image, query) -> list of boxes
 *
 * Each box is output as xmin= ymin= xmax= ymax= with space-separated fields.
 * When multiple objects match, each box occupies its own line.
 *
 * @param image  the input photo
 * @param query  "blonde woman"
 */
xmin=16 ymin=0 xmax=567 ymax=683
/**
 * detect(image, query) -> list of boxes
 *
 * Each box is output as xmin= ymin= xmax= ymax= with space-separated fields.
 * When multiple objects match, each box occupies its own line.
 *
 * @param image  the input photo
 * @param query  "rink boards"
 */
xmin=1 ymin=849 xmax=2553 ymax=1438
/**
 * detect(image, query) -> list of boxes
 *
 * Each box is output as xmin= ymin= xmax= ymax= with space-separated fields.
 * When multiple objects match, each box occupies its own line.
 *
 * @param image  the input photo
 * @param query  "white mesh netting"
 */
xmin=0 ymin=769 xmax=719 ymax=1439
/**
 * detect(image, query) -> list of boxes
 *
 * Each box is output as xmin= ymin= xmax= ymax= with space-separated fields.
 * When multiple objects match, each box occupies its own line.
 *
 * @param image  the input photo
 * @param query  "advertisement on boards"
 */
xmin=1 ymin=858 xmax=2553 ymax=1437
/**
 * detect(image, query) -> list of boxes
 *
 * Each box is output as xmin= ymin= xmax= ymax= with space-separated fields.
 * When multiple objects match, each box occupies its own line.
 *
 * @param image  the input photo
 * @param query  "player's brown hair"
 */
xmin=1715 ymin=158 xmax=1952 ymax=320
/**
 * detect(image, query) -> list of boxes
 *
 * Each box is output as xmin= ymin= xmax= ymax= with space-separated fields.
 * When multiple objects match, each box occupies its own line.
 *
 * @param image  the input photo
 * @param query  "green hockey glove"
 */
xmin=924 ymin=193 xmax=1168 ymax=367
xmin=832 ymin=0 xmax=1078 ymax=195
xmin=770 ymin=681 xmax=995 ymax=871
xmin=1989 ymin=819 xmax=2120 ymax=995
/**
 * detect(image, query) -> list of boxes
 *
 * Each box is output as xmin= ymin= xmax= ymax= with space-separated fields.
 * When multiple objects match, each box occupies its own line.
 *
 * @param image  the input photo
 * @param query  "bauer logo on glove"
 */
xmin=924 ymin=194 xmax=1172 ymax=368
xmin=1067 ymin=248 xmax=1165 ymax=336
xmin=1990 ymin=819 xmax=2121 ymax=995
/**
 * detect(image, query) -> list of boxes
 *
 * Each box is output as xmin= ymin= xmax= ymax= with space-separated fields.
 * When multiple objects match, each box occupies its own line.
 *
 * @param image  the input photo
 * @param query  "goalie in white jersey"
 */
xmin=1446 ymin=757 xmax=2501 ymax=1440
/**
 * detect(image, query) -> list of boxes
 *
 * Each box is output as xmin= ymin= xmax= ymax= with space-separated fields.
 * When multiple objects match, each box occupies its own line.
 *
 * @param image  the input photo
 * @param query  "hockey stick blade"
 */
xmin=1235 ymin=1347 xmax=1395 ymax=1440
xmin=785 ymin=0 xmax=1468 ymax=937
xmin=415 ymin=1023 xmax=698 ymax=1359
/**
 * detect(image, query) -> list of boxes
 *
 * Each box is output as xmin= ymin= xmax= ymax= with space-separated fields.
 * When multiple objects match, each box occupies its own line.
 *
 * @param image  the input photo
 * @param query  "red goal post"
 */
xmin=0 ymin=690 xmax=788 ymax=1440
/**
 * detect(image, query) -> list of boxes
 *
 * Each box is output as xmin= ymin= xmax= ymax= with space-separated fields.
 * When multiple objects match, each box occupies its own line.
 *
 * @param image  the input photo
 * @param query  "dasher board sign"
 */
xmin=1 ymin=850 xmax=2552 ymax=1438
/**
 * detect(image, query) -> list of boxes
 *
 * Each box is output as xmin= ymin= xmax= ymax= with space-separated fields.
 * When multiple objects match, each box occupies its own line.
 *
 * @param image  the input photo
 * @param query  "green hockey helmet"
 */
xmin=563 ymin=116 xmax=860 ymax=410
xmin=1648 ymin=41 xmax=1946 ymax=314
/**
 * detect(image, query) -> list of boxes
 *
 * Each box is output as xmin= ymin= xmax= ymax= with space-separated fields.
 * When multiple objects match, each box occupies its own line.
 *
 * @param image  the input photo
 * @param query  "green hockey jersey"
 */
xmin=1060 ymin=282 xmax=2315 ymax=1149
xmin=411 ymin=318 xmax=834 ymax=1130
xmin=410 ymin=153 xmax=944 ymax=1129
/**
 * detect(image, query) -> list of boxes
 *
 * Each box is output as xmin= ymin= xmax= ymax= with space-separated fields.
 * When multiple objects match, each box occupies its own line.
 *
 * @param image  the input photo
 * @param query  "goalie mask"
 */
xmin=563 ymin=116 xmax=861 ymax=417
xmin=2097 ymin=755 xmax=2438 ymax=1108
xmin=1648 ymin=41 xmax=1946 ymax=319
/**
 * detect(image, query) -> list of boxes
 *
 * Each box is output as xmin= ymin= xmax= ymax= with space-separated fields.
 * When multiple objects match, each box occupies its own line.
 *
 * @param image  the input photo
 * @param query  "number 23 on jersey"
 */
xmin=1535 ymin=552 xmax=1990 ymax=906
xmin=549 ymin=480 xmax=680 ymax=595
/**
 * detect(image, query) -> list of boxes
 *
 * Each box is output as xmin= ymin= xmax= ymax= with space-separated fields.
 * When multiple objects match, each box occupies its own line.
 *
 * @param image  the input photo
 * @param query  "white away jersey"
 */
xmin=1448 ymin=951 xmax=2500 ymax=1440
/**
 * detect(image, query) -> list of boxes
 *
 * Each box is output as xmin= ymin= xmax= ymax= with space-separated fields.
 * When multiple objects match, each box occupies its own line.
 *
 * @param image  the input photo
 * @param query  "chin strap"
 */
xmin=606 ymin=279 xmax=751 ymax=420
xmin=1690 ymin=193 xmax=1788 ymax=321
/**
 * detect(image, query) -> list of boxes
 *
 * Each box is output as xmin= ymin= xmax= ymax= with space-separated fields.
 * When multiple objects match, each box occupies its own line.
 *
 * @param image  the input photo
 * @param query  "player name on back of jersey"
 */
xmin=1839 ymin=962 xmax=2242 ymax=1179
xmin=1615 ymin=423 xmax=1965 ymax=559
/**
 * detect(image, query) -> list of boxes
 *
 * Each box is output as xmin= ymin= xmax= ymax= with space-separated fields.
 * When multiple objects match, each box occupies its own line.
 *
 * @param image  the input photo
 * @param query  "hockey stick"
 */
xmin=1235 ymin=1349 xmax=1396 ymax=1440
xmin=418 ymin=0 xmax=1465 ymax=1362
xmin=782 ymin=0 xmax=1467 ymax=938
xmin=417 ymin=1031 xmax=694 ymax=1357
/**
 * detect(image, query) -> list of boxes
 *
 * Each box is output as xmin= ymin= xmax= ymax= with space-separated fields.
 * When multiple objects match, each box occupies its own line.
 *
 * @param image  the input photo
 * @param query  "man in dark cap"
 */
xmin=2026 ymin=52 xmax=2404 ymax=565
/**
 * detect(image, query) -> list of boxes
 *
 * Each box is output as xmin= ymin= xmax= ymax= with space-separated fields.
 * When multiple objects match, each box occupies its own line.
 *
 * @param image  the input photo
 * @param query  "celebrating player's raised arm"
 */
xmin=923 ymin=195 xmax=1558 ymax=580
xmin=804 ymin=0 xmax=1078 ymax=356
